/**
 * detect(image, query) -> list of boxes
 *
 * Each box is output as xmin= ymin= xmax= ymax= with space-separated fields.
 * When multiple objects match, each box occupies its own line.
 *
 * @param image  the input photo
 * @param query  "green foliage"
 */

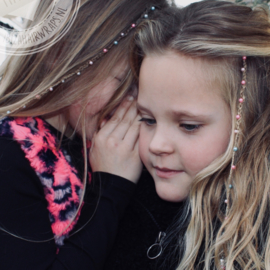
xmin=235 ymin=0 xmax=270 ymax=8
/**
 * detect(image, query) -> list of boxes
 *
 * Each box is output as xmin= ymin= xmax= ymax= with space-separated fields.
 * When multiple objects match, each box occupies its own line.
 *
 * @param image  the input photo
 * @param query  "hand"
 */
xmin=89 ymin=97 xmax=142 ymax=184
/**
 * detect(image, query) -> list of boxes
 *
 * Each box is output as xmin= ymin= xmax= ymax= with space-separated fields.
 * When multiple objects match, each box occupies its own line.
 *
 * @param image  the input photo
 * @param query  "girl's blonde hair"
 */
xmin=0 ymin=0 xmax=168 ymax=240
xmin=132 ymin=1 xmax=270 ymax=269
xmin=1 ymin=0 xmax=167 ymax=123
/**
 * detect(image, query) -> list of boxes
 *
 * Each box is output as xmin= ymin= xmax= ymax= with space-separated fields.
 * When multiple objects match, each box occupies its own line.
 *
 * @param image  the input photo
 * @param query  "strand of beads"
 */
xmin=4 ymin=6 xmax=156 ymax=116
xmin=220 ymin=56 xmax=247 ymax=270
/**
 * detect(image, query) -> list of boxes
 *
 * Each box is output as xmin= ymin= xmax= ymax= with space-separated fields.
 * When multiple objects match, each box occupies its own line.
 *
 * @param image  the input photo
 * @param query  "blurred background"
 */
xmin=0 ymin=0 xmax=269 ymax=66
xmin=174 ymin=0 xmax=201 ymax=5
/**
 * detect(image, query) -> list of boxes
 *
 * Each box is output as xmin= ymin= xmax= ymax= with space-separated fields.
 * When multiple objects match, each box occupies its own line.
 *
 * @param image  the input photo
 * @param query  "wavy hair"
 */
xmin=132 ymin=1 xmax=270 ymax=269
xmin=0 ymin=0 xmax=168 ymax=240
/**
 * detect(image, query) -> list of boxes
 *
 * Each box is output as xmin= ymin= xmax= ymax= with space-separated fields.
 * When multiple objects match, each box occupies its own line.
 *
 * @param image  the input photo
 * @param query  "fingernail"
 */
xmin=100 ymin=120 xmax=106 ymax=128
xmin=127 ymin=95 xmax=134 ymax=101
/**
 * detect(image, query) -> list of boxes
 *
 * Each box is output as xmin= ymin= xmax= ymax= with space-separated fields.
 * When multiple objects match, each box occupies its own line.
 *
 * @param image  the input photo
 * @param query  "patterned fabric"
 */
xmin=0 ymin=117 xmax=86 ymax=246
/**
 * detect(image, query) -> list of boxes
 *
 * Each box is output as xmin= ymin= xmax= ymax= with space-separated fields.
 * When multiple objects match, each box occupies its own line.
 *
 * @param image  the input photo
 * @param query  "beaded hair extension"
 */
xmin=4 ymin=6 xmax=157 ymax=116
xmin=220 ymin=56 xmax=247 ymax=270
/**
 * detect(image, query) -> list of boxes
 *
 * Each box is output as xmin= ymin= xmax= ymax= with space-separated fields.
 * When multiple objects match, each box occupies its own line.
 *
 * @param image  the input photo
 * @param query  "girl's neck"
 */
xmin=43 ymin=113 xmax=74 ymax=138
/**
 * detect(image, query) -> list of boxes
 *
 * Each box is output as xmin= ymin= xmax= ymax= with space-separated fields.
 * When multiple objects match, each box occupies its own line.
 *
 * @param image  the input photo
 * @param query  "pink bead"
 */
xmin=232 ymin=165 xmax=236 ymax=170
xmin=239 ymin=98 xmax=244 ymax=103
xmin=103 ymin=49 xmax=108 ymax=53
xmin=243 ymin=56 xmax=247 ymax=60
xmin=241 ymin=67 xmax=245 ymax=72
xmin=36 ymin=95 xmax=41 ymax=99
xmin=89 ymin=61 xmax=93 ymax=65
xmin=234 ymin=129 xmax=239 ymax=133
xmin=225 ymin=199 xmax=228 ymax=204
xmin=131 ymin=23 xmax=136 ymax=28
xmin=241 ymin=80 xmax=246 ymax=85
xmin=236 ymin=115 xmax=240 ymax=120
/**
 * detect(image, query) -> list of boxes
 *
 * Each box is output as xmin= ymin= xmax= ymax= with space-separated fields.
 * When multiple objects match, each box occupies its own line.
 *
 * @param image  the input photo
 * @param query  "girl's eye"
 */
xmin=180 ymin=124 xmax=201 ymax=132
xmin=139 ymin=118 xmax=156 ymax=126
xmin=115 ymin=77 xmax=122 ymax=83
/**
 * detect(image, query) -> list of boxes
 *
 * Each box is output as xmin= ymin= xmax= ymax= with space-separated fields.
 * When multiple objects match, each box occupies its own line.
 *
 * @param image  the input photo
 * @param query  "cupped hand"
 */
xmin=89 ymin=97 xmax=142 ymax=184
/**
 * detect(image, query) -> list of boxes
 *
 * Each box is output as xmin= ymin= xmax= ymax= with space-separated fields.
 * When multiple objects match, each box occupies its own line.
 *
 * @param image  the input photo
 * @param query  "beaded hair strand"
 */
xmin=4 ymin=6 xmax=157 ymax=116
xmin=220 ymin=55 xmax=247 ymax=270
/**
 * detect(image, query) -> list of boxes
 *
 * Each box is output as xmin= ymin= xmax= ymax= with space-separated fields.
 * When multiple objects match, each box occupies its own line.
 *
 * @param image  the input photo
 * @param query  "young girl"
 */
xmin=0 ymin=0 xmax=168 ymax=269
xmin=92 ymin=0 xmax=270 ymax=269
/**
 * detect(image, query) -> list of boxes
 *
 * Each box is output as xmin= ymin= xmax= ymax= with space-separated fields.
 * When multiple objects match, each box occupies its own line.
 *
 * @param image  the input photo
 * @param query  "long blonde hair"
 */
xmin=0 ymin=0 xmax=168 ymax=240
xmin=132 ymin=1 xmax=270 ymax=269
xmin=0 ymin=0 xmax=167 ymax=122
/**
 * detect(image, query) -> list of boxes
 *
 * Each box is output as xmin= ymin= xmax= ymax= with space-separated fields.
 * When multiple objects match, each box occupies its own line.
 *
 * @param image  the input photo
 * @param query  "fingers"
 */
xmin=122 ymin=114 xmax=141 ymax=150
xmin=109 ymin=101 xmax=138 ymax=140
xmin=98 ymin=96 xmax=134 ymax=137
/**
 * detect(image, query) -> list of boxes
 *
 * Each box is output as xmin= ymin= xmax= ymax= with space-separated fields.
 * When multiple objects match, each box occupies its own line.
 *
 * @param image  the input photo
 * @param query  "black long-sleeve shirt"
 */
xmin=0 ymin=136 xmax=135 ymax=270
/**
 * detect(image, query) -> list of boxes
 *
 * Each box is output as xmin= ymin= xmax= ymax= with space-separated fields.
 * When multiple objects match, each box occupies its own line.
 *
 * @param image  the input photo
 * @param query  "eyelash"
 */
xmin=139 ymin=118 xmax=156 ymax=126
xmin=139 ymin=118 xmax=201 ymax=132
xmin=180 ymin=124 xmax=201 ymax=132
xmin=115 ymin=77 xmax=122 ymax=83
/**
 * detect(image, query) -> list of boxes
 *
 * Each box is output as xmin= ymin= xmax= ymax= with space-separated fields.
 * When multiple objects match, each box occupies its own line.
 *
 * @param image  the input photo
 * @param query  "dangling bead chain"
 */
xmin=220 ymin=56 xmax=247 ymax=270
xmin=4 ymin=6 xmax=157 ymax=116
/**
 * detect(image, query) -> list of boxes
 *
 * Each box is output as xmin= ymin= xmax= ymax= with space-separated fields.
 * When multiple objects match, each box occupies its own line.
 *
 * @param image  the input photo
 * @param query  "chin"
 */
xmin=155 ymin=182 xmax=188 ymax=202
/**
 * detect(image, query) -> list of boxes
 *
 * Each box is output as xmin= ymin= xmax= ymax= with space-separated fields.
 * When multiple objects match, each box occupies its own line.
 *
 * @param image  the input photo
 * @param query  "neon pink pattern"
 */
xmin=0 ymin=117 xmax=89 ymax=246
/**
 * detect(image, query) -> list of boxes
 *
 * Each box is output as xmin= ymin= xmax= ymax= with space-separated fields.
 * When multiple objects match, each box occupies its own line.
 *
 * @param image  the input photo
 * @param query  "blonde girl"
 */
xmin=91 ymin=1 xmax=270 ymax=269
xmin=0 ymin=0 xmax=168 ymax=269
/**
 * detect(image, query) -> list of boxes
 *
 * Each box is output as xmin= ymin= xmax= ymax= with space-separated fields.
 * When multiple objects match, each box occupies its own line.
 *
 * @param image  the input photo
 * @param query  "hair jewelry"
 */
xmin=220 ymin=56 xmax=247 ymax=270
xmin=5 ymin=6 xmax=157 ymax=116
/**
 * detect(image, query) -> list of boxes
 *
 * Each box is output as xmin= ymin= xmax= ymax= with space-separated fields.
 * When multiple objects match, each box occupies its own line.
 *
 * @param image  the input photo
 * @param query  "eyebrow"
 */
xmin=171 ymin=111 xmax=211 ymax=120
xmin=137 ymin=103 xmax=211 ymax=120
xmin=137 ymin=103 xmax=152 ymax=114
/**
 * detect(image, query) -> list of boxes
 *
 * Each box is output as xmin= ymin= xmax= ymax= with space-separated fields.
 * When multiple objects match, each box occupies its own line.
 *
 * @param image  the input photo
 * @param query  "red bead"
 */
xmin=131 ymin=23 xmax=136 ymax=28
xmin=239 ymin=98 xmax=244 ymax=103
xmin=103 ymin=49 xmax=108 ymax=53
xmin=241 ymin=80 xmax=246 ymax=85
xmin=36 ymin=95 xmax=41 ymax=99
xmin=232 ymin=165 xmax=236 ymax=170
xmin=236 ymin=115 xmax=240 ymax=120
xmin=242 ymin=56 xmax=247 ymax=60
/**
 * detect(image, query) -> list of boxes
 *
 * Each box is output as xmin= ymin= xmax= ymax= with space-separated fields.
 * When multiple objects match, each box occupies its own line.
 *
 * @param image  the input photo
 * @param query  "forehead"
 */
xmin=138 ymin=51 xmax=227 ymax=115
xmin=139 ymin=52 xmax=221 ymax=96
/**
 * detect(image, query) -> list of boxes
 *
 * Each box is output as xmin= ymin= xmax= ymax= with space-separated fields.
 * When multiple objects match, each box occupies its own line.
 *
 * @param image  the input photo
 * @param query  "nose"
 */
xmin=149 ymin=127 xmax=174 ymax=156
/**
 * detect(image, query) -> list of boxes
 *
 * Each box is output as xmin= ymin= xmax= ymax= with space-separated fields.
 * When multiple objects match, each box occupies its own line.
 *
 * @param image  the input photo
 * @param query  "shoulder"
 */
xmin=0 ymin=135 xmax=27 ymax=166
xmin=0 ymin=135 xmax=45 ymax=200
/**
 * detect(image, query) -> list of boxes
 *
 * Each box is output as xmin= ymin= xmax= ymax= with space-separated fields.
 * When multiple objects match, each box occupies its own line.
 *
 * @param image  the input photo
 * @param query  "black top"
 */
xmin=0 ymin=135 xmax=136 ymax=270
xmin=104 ymin=169 xmax=184 ymax=270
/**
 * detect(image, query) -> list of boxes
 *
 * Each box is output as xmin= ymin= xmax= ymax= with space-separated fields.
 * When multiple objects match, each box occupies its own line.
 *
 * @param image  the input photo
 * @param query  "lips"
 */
xmin=154 ymin=166 xmax=183 ymax=179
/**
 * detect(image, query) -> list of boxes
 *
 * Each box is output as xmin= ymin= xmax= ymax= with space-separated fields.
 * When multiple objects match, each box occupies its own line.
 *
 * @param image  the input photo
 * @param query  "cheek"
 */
xmin=139 ymin=127 xmax=151 ymax=165
xmin=68 ymin=101 xmax=82 ymax=130
xmin=85 ymin=78 xmax=119 ymax=116
xmin=183 ymin=128 xmax=230 ymax=176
